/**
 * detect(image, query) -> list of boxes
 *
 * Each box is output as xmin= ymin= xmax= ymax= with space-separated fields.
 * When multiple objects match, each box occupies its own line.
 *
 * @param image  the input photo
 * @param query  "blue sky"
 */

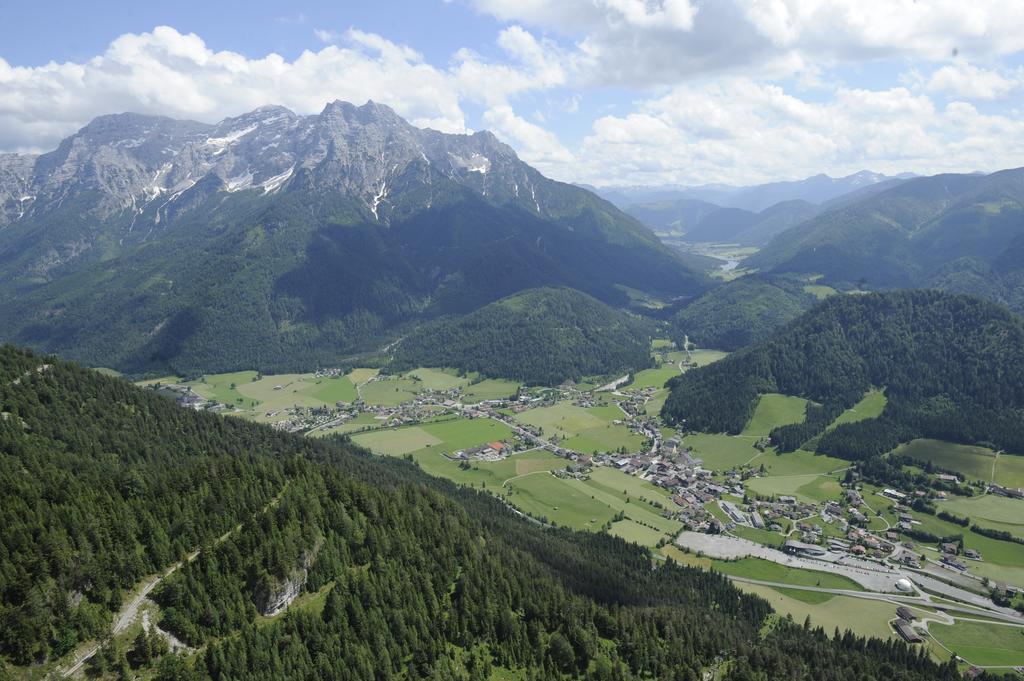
xmin=2 ymin=0 xmax=1023 ymax=186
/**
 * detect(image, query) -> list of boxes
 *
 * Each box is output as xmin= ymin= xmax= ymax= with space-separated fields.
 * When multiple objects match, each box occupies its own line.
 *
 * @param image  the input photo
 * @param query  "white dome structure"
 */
xmin=895 ymin=578 xmax=914 ymax=593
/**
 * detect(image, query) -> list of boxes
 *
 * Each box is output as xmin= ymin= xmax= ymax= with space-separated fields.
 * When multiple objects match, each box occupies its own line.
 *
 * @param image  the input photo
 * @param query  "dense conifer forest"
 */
xmin=390 ymin=287 xmax=657 ymax=384
xmin=662 ymin=290 xmax=1024 ymax=458
xmin=0 ymin=345 xmax=961 ymax=679
xmin=670 ymin=275 xmax=818 ymax=351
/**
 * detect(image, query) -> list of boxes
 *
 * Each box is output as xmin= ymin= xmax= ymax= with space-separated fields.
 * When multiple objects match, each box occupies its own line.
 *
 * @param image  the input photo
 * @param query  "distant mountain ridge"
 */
xmin=0 ymin=102 xmax=706 ymax=375
xmin=592 ymin=170 xmax=912 ymax=213
xmin=606 ymin=171 xmax=910 ymax=245
xmin=747 ymin=167 xmax=1024 ymax=312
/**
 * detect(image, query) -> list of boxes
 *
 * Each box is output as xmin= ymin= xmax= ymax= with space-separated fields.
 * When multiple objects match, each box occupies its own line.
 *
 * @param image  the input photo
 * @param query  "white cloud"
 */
xmin=924 ymin=61 xmax=1021 ymax=100
xmin=739 ymin=0 xmax=1024 ymax=60
xmin=0 ymin=26 xmax=468 ymax=152
xmin=557 ymin=78 xmax=1024 ymax=186
xmin=452 ymin=26 xmax=568 ymax=106
xmin=482 ymin=104 xmax=575 ymax=172
xmin=465 ymin=0 xmax=1024 ymax=87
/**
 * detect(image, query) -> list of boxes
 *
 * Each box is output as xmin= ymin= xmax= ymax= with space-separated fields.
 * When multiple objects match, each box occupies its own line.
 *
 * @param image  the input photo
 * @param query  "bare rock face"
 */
xmin=254 ymin=540 xmax=323 ymax=617
xmin=0 ymin=100 xmax=547 ymax=232
xmin=0 ymin=153 xmax=37 ymax=225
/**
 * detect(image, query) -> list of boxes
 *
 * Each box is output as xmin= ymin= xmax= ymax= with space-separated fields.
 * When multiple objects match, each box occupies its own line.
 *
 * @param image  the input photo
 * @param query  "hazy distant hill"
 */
xmin=0 ymin=102 xmax=706 ymax=375
xmin=747 ymin=167 xmax=1024 ymax=312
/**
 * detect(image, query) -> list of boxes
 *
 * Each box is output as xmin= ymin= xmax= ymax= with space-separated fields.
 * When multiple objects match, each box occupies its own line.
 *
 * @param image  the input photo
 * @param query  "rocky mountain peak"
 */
xmin=0 ymin=100 xmax=548 ymax=229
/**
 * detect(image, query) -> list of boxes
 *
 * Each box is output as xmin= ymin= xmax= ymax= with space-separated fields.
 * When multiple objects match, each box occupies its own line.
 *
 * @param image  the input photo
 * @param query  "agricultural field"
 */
xmin=629 ymin=365 xmax=681 ymax=390
xmin=736 ymin=583 xmax=898 ymax=641
xmin=514 ymin=402 xmax=645 ymax=454
xmin=685 ymin=433 xmax=759 ymax=470
xmin=896 ymin=439 xmax=998 ymax=483
xmin=688 ymin=349 xmax=730 ymax=367
xmin=609 ymin=518 xmax=666 ymax=546
xmin=941 ymin=495 xmax=1024 ymax=531
xmin=411 ymin=448 xmax=564 ymax=495
xmin=190 ymin=370 xmax=261 ymax=406
xmin=827 ymin=389 xmax=887 ymax=429
xmin=504 ymin=466 xmax=681 ymax=540
xmin=352 ymin=427 xmax=444 ymax=456
xmin=404 ymin=367 xmax=471 ymax=391
xmin=643 ymin=388 xmax=669 ymax=416
xmin=745 ymin=473 xmax=843 ymax=503
xmin=155 ymin=370 xmax=368 ymax=422
xmin=462 ymin=378 xmax=521 ymax=403
xmin=758 ymin=449 xmax=848 ymax=476
xmin=742 ymin=393 xmax=808 ymax=437
xmin=353 ymin=417 xmax=515 ymax=458
xmin=928 ymin=620 xmax=1024 ymax=667
xmin=359 ymin=376 xmax=421 ymax=406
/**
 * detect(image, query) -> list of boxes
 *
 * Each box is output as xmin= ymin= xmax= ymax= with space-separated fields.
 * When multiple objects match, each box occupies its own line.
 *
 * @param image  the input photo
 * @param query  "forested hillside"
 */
xmin=671 ymin=275 xmax=819 ymax=351
xmin=0 ymin=345 xmax=959 ymax=680
xmin=662 ymin=291 xmax=1024 ymax=458
xmin=390 ymin=287 xmax=657 ymax=384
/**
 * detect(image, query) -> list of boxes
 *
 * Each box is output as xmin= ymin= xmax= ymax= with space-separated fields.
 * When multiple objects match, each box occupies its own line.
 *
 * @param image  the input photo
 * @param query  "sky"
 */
xmin=2 ymin=0 xmax=1023 ymax=187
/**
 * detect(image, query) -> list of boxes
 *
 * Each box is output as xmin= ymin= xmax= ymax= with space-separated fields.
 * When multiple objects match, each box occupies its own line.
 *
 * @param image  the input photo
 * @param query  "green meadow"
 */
xmin=742 ymin=393 xmax=808 ymax=437
xmin=929 ymin=620 xmax=1024 ymax=667
xmin=827 ymin=389 xmax=887 ymax=430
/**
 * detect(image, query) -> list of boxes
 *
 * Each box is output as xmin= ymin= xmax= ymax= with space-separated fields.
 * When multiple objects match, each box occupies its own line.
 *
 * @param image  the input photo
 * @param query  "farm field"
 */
xmin=711 ymin=557 xmax=863 ymax=591
xmin=737 ymin=583 xmax=897 ymax=641
xmin=941 ymin=495 xmax=1024 ymax=530
xmin=745 ymin=473 xmax=843 ymax=503
xmin=190 ymin=370 xmax=260 ymax=406
xmin=462 ymin=378 xmax=521 ymax=403
xmin=404 ymin=367 xmax=471 ymax=391
xmin=411 ymin=449 xmax=564 ymax=495
xmin=928 ymin=620 xmax=1024 ymax=667
xmin=360 ymin=377 xmax=421 ymax=406
xmin=585 ymin=465 xmax=673 ymax=503
xmin=896 ymin=439 xmax=998 ymax=483
xmin=609 ymin=518 xmax=666 ymax=546
xmin=685 ymin=433 xmax=759 ymax=470
xmin=742 ymin=393 xmax=808 ymax=437
xmin=629 ymin=365 xmax=680 ymax=390
xmin=828 ymin=389 xmax=887 ymax=429
xmin=688 ymin=349 xmax=730 ymax=367
xmin=643 ymin=388 xmax=669 ymax=416
xmin=515 ymin=402 xmax=644 ymax=454
xmin=505 ymin=466 xmax=681 ymax=540
xmin=352 ymin=427 xmax=444 ymax=456
xmin=298 ymin=375 xmax=358 ymax=404
xmin=758 ymin=449 xmax=848 ymax=476
xmin=353 ymin=417 xmax=515 ymax=458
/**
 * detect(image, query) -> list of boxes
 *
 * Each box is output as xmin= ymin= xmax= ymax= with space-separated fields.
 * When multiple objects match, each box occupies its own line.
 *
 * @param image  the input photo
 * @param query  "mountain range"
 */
xmin=603 ymin=171 xmax=911 ymax=246
xmin=748 ymin=167 xmax=1024 ymax=313
xmin=591 ymin=170 xmax=910 ymax=212
xmin=0 ymin=101 xmax=706 ymax=375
